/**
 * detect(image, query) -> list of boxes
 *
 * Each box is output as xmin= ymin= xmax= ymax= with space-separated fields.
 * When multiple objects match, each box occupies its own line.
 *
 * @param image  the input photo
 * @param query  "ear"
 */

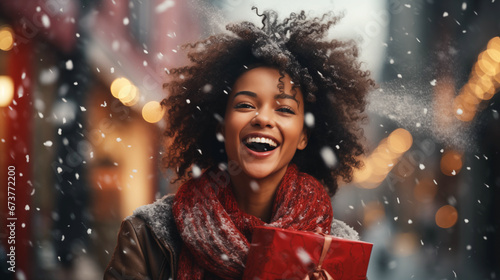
xmin=297 ymin=129 xmax=308 ymax=150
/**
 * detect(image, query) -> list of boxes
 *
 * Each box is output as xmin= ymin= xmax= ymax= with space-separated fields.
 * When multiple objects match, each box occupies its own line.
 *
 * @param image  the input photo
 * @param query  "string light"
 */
xmin=354 ymin=128 xmax=413 ymax=189
xmin=454 ymin=36 xmax=500 ymax=121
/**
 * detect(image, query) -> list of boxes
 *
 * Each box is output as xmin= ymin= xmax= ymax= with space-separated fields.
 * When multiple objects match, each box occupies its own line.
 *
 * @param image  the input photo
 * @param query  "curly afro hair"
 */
xmin=161 ymin=8 xmax=374 ymax=196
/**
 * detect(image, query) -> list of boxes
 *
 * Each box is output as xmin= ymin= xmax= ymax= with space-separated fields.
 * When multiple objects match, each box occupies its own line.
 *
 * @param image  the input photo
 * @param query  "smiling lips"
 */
xmin=243 ymin=135 xmax=280 ymax=153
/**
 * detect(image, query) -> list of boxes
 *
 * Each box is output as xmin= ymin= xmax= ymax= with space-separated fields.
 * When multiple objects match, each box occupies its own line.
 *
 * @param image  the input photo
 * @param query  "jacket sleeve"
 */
xmin=103 ymin=218 xmax=153 ymax=280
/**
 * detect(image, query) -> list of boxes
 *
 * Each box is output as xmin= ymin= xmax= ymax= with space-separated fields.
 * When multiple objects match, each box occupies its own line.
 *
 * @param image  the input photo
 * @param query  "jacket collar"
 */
xmin=132 ymin=194 xmax=182 ymax=270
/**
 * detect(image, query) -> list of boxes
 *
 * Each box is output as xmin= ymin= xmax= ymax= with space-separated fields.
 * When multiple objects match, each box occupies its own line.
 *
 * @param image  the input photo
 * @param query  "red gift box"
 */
xmin=243 ymin=226 xmax=373 ymax=280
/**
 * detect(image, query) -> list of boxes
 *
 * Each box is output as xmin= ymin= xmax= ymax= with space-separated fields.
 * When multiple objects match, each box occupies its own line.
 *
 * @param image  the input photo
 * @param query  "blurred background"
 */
xmin=0 ymin=0 xmax=499 ymax=279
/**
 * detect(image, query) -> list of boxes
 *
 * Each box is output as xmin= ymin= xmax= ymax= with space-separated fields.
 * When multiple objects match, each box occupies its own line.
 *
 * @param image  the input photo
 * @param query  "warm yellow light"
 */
xmin=352 ymin=162 xmax=372 ymax=183
xmin=472 ymin=63 xmax=482 ymax=77
xmin=459 ymin=88 xmax=481 ymax=105
xmin=495 ymin=71 xmax=500 ymax=85
xmin=453 ymin=94 xmax=477 ymax=122
xmin=142 ymin=101 xmax=165 ymax=123
xmin=477 ymin=55 xmax=498 ymax=77
xmin=0 ymin=76 xmax=14 ymax=107
xmin=387 ymin=128 xmax=413 ymax=154
xmin=110 ymin=77 xmax=132 ymax=98
xmin=467 ymin=78 xmax=495 ymax=101
xmin=435 ymin=205 xmax=458 ymax=229
xmin=118 ymin=84 xmax=139 ymax=106
xmin=487 ymin=36 xmax=500 ymax=51
xmin=485 ymin=48 xmax=500 ymax=63
xmin=0 ymin=26 xmax=14 ymax=51
xmin=440 ymin=150 xmax=462 ymax=176
xmin=453 ymin=103 xmax=476 ymax=122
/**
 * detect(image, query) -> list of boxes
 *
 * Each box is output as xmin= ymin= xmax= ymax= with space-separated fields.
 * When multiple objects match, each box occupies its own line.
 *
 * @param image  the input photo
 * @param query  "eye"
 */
xmin=276 ymin=106 xmax=296 ymax=115
xmin=234 ymin=103 xmax=255 ymax=109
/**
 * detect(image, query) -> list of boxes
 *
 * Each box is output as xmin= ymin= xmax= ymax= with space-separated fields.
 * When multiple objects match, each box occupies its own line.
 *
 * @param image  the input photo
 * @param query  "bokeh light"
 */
xmin=118 ymin=84 xmax=139 ymax=106
xmin=487 ymin=36 xmax=500 ymax=51
xmin=0 ymin=75 xmax=14 ymax=107
xmin=354 ymin=128 xmax=413 ymax=189
xmin=142 ymin=101 xmax=165 ymax=123
xmin=110 ymin=77 xmax=132 ymax=98
xmin=435 ymin=205 xmax=458 ymax=229
xmin=454 ymin=36 xmax=500 ymax=122
xmin=440 ymin=150 xmax=463 ymax=176
xmin=110 ymin=77 xmax=141 ymax=106
xmin=387 ymin=128 xmax=413 ymax=154
xmin=0 ymin=25 xmax=14 ymax=51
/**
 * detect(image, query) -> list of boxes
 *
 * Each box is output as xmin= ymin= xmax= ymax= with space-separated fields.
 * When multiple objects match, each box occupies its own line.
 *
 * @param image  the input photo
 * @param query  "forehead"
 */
xmin=231 ymin=67 xmax=303 ymax=101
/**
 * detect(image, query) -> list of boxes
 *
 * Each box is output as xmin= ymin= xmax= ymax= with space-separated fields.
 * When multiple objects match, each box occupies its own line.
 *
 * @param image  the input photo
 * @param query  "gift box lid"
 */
xmin=244 ymin=226 xmax=373 ymax=280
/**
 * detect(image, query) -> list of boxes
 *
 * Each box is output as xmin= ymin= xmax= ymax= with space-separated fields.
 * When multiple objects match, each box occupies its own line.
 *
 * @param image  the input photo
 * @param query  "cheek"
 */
xmin=223 ymin=115 xmax=242 ymax=144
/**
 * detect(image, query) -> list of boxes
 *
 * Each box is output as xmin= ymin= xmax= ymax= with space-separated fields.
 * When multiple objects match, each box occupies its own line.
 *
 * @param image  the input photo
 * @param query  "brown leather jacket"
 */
xmin=103 ymin=195 xmax=360 ymax=280
xmin=104 ymin=195 xmax=181 ymax=280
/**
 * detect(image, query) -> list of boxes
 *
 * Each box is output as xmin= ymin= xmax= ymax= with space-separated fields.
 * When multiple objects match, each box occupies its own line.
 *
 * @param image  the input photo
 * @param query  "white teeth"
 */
xmin=245 ymin=137 xmax=277 ymax=147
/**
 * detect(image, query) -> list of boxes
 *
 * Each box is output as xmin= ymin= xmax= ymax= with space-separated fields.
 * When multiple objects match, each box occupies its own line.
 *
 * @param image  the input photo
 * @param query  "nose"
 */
xmin=251 ymin=109 xmax=275 ymax=128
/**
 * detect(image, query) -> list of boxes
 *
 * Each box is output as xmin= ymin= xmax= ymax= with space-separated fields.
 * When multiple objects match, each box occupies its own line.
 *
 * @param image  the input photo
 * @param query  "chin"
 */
xmin=241 ymin=163 xmax=272 ymax=179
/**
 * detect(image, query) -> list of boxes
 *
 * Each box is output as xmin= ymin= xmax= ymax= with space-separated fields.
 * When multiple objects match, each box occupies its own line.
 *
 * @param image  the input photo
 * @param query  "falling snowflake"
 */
xmin=296 ymin=247 xmax=312 ymax=265
xmin=41 ymin=14 xmax=50 ymax=28
xmin=66 ymin=60 xmax=73 ymax=70
xmin=216 ymin=132 xmax=224 ymax=142
xmin=155 ymin=0 xmax=175 ymax=13
xmin=320 ymin=146 xmax=337 ymax=168
xmin=304 ymin=112 xmax=315 ymax=128
xmin=202 ymin=84 xmax=213 ymax=93
xmin=249 ymin=181 xmax=260 ymax=192
xmin=192 ymin=165 xmax=201 ymax=178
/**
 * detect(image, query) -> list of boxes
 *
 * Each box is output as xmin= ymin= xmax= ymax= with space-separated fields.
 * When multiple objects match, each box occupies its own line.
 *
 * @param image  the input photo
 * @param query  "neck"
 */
xmin=230 ymin=166 xmax=288 ymax=223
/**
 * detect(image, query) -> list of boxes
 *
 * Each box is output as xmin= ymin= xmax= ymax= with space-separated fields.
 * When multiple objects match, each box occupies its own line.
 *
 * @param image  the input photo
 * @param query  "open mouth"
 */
xmin=244 ymin=136 xmax=279 ymax=152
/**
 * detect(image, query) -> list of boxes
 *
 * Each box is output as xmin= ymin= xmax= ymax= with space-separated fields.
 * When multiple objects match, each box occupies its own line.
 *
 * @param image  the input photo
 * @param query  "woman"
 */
xmin=104 ymin=8 xmax=374 ymax=280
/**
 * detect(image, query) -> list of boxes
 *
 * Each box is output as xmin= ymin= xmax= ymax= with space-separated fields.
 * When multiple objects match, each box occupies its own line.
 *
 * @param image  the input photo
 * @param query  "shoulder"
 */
xmin=128 ymin=194 xmax=182 ymax=253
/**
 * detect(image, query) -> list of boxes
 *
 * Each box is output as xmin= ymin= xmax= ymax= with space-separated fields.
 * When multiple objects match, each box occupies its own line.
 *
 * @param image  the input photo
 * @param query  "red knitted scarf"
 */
xmin=172 ymin=164 xmax=333 ymax=280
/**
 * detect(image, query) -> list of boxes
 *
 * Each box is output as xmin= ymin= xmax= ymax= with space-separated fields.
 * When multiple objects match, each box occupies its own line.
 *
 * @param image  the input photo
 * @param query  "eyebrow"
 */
xmin=275 ymin=93 xmax=299 ymax=105
xmin=232 ymin=91 xmax=257 ymax=99
xmin=232 ymin=91 xmax=299 ymax=105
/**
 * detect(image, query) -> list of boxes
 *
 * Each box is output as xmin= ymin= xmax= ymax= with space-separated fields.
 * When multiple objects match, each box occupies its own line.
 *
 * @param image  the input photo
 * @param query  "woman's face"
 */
xmin=223 ymin=66 xmax=308 ymax=182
